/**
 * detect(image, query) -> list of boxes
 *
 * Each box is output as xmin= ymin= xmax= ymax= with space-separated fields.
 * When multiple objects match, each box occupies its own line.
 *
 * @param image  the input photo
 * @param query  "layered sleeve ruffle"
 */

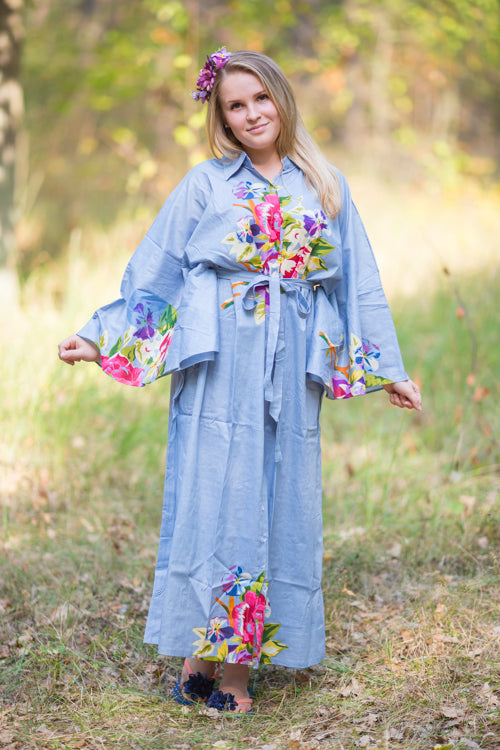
xmin=77 ymin=167 xmax=219 ymax=387
xmin=307 ymin=172 xmax=408 ymax=400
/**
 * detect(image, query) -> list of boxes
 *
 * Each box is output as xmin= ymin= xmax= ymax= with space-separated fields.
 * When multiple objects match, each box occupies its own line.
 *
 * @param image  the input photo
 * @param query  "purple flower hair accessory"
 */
xmin=192 ymin=47 xmax=231 ymax=103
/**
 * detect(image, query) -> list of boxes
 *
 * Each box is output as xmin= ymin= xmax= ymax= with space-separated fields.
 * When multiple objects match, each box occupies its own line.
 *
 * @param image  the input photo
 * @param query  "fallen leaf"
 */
xmin=47 ymin=602 xmax=77 ymax=624
xmin=440 ymin=704 xmax=464 ymax=718
xmin=459 ymin=495 xmax=476 ymax=515
xmin=400 ymin=628 xmax=415 ymax=642
xmin=434 ymin=603 xmax=447 ymax=621
xmin=480 ymin=682 xmax=499 ymax=706
xmin=388 ymin=542 xmax=402 ymax=559
xmin=459 ymin=739 xmax=481 ymax=750
xmin=314 ymin=706 xmax=329 ymax=718
xmin=339 ymin=677 xmax=361 ymax=697
xmin=325 ymin=639 xmax=344 ymax=652
xmin=342 ymin=583 xmax=356 ymax=597
xmin=357 ymin=736 xmax=375 ymax=747
xmin=389 ymin=728 xmax=404 ymax=740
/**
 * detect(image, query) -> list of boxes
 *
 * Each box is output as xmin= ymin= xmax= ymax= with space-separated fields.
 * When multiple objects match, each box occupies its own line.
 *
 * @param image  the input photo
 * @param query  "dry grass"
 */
xmin=1 ymin=177 xmax=499 ymax=749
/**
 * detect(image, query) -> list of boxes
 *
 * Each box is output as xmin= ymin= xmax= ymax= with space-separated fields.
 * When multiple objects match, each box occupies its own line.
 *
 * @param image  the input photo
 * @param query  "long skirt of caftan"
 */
xmin=144 ymin=277 xmax=325 ymax=668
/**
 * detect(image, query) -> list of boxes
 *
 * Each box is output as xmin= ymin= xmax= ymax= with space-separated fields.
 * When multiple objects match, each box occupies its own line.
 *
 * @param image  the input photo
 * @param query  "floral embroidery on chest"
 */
xmin=222 ymin=180 xmax=334 ymax=279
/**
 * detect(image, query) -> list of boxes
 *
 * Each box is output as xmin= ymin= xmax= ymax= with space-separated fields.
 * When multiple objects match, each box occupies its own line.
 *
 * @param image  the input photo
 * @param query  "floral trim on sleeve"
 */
xmin=99 ymin=293 xmax=177 ymax=387
xmin=191 ymin=566 xmax=287 ymax=665
xmin=222 ymin=182 xmax=335 ymax=279
xmin=320 ymin=331 xmax=392 ymax=398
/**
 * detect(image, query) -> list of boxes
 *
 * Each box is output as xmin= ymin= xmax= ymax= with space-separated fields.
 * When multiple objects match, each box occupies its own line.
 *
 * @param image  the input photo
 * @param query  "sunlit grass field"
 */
xmin=1 ymin=177 xmax=499 ymax=749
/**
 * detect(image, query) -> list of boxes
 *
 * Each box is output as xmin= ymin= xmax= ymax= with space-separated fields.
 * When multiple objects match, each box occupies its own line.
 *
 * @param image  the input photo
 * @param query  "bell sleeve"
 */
xmin=77 ymin=165 xmax=218 ymax=387
xmin=319 ymin=172 xmax=409 ymax=400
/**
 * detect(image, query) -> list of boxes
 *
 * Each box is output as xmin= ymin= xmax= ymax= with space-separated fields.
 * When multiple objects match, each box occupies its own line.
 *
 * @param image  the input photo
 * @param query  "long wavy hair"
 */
xmin=206 ymin=50 xmax=341 ymax=219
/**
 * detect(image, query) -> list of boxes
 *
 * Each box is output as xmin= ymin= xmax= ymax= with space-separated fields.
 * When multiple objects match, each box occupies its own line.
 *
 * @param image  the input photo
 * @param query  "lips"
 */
xmin=247 ymin=122 xmax=268 ymax=134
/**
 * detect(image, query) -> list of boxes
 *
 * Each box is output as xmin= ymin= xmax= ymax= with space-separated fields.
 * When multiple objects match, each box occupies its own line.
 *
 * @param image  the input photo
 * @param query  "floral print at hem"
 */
xmin=191 ymin=566 xmax=287 ymax=665
xmin=99 ymin=292 xmax=177 ymax=387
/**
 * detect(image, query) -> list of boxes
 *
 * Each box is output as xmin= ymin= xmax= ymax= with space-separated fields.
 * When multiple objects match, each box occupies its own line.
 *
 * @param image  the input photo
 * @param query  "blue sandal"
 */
xmin=172 ymin=658 xmax=221 ymax=705
xmin=206 ymin=687 xmax=254 ymax=715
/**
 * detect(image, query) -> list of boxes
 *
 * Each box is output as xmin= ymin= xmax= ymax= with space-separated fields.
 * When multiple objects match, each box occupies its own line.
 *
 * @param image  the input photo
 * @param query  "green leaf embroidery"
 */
xmin=310 ymin=236 xmax=335 ymax=256
xmin=159 ymin=305 xmax=177 ymax=334
xmin=262 ymin=622 xmax=281 ymax=641
xmin=247 ymin=255 xmax=264 ymax=269
xmin=121 ymin=344 xmax=137 ymax=363
xmin=281 ymin=214 xmax=300 ymax=232
xmin=108 ymin=335 xmax=123 ymax=358
xmin=365 ymin=373 xmax=392 ymax=387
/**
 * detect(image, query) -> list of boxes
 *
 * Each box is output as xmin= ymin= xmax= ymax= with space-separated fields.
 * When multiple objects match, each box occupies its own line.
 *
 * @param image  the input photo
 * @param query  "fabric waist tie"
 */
xmin=218 ymin=271 xmax=318 ymax=431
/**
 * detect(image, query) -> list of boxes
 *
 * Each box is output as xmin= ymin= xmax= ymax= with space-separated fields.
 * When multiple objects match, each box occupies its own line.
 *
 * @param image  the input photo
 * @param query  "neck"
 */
xmin=244 ymin=148 xmax=282 ymax=182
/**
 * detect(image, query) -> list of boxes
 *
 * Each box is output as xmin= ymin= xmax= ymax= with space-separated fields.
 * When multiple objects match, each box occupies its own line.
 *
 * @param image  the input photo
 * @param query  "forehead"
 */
xmin=219 ymin=70 xmax=265 ymax=102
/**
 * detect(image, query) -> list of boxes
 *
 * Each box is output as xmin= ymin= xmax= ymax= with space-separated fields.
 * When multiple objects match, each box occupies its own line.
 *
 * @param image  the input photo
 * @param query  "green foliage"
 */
xmin=16 ymin=1 xmax=500 ymax=278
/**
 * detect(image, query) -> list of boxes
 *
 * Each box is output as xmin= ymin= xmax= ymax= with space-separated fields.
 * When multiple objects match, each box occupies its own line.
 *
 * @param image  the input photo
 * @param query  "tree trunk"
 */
xmin=0 ymin=0 xmax=23 ymax=297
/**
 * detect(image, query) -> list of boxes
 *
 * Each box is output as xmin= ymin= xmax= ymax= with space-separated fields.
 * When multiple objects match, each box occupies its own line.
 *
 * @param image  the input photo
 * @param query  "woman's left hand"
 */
xmin=383 ymin=380 xmax=422 ymax=411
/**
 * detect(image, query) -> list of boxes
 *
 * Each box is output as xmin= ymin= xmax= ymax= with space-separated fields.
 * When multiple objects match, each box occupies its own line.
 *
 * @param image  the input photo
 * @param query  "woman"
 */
xmin=59 ymin=49 xmax=421 ymax=714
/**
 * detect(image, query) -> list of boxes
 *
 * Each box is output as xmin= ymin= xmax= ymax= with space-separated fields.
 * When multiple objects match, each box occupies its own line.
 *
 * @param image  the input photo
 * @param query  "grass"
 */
xmin=1 ymin=178 xmax=499 ymax=749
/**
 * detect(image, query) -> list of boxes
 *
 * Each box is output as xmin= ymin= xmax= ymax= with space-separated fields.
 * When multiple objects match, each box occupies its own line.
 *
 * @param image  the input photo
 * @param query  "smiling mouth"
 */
xmin=248 ymin=123 xmax=268 ymax=133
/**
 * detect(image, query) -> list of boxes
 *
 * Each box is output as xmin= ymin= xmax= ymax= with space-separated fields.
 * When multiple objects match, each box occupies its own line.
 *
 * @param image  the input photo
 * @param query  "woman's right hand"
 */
xmin=58 ymin=335 xmax=100 ymax=366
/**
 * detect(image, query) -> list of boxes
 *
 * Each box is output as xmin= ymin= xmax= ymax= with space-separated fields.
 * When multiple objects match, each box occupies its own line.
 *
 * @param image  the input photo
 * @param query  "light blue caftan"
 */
xmin=78 ymin=152 xmax=408 ymax=668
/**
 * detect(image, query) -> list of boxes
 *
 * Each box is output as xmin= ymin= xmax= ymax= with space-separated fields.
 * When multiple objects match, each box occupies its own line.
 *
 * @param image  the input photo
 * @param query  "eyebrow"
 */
xmin=224 ymin=89 xmax=268 ymax=104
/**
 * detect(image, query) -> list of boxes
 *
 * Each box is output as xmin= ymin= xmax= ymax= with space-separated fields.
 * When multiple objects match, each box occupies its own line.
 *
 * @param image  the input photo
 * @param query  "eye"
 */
xmin=229 ymin=102 xmax=242 ymax=110
xmin=257 ymin=93 xmax=269 ymax=101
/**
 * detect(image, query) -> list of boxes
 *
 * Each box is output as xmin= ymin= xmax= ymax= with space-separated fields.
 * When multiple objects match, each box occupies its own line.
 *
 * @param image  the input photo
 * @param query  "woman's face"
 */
xmin=219 ymin=71 xmax=281 ymax=161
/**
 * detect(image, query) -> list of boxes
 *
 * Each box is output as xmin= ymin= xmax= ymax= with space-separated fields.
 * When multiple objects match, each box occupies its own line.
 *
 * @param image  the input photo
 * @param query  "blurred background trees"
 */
xmin=13 ymin=0 xmax=500 ymax=279
xmin=0 ymin=0 xmax=23 ymax=307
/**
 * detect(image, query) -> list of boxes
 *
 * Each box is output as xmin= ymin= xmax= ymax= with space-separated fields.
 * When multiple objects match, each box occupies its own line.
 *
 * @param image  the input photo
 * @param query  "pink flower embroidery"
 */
xmin=254 ymin=194 xmax=282 ymax=242
xmin=101 ymin=353 xmax=144 ymax=387
xmin=232 ymin=590 xmax=267 ymax=649
xmin=158 ymin=329 xmax=174 ymax=362
xmin=282 ymin=246 xmax=312 ymax=278
xmin=230 ymin=648 xmax=254 ymax=664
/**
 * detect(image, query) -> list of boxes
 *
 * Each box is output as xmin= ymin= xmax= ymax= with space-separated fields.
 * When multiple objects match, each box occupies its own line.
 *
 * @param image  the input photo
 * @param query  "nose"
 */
xmin=246 ymin=102 xmax=260 ymax=121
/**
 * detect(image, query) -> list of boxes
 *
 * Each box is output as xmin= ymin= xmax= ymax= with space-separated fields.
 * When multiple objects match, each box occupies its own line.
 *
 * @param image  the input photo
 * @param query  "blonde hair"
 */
xmin=206 ymin=50 xmax=341 ymax=219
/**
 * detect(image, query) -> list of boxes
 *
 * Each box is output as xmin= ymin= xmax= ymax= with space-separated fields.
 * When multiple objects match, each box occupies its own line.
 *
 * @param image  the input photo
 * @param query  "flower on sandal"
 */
xmin=206 ymin=689 xmax=238 ymax=711
xmin=183 ymin=671 xmax=216 ymax=701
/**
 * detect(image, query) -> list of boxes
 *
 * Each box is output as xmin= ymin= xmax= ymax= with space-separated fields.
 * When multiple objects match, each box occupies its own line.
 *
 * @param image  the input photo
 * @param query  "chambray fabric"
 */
xmin=78 ymin=153 xmax=408 ymax=668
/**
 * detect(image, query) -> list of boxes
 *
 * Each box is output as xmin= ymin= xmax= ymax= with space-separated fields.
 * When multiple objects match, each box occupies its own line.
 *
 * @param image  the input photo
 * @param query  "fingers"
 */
xmin=407 ymin=380 xmax=422 ymax=411
xmin=58 ymin=336 xmax=78 ymax=364
xmin=60 ymin=348 xmax=82 ymax=364
xmin=387 ymin=380 xmax=422 ymax=411
xmin=58 ymin=335 xmax=99 ymax=365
